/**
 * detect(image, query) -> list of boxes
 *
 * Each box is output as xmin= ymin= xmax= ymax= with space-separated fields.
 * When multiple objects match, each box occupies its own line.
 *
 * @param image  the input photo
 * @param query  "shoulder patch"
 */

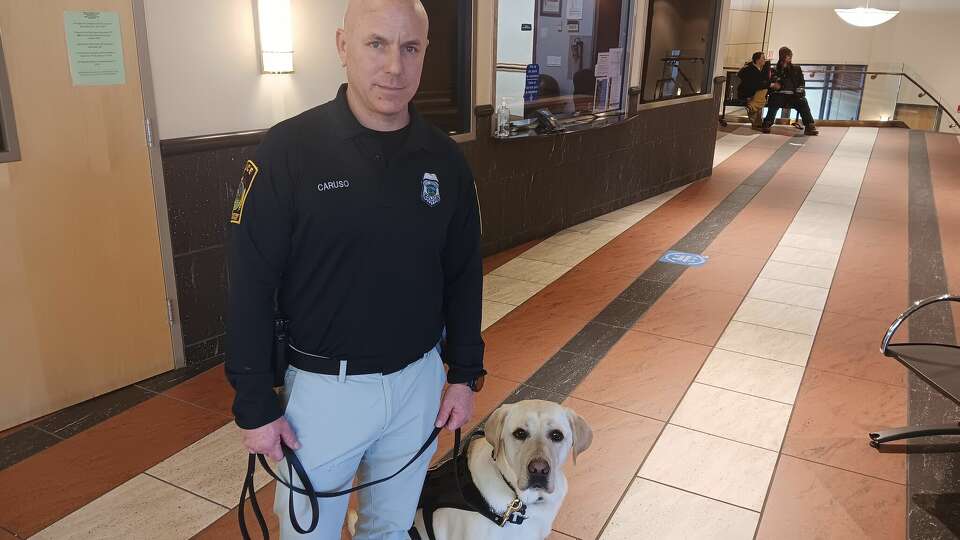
xmin=230 ymin=160 xmax=259 ymax=224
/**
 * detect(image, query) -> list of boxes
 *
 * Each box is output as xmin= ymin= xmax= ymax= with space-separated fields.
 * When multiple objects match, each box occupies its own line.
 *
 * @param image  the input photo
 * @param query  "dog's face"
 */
xmin=484 ymin=400 xmax=593 ymax=495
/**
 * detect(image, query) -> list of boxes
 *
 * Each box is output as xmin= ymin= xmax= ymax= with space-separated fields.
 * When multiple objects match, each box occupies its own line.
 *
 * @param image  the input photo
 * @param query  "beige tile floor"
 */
xmin=22 ymin=129 xmax=759 ymax=539
xmin=603 ymin=128 xmax=880 ymax=539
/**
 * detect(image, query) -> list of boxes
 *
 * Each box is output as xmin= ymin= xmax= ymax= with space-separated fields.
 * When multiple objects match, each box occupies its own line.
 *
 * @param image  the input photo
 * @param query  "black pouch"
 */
xmin=272 ymin=316 xmax=290 ymax=387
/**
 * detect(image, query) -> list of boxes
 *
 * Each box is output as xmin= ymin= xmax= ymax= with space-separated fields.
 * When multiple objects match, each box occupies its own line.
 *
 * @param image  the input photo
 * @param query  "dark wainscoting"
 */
xmin=159 ymin=88 xmax=719 ymax=366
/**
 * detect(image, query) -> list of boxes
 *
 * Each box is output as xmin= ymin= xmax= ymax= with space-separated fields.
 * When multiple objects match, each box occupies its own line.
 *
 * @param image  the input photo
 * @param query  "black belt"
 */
xmin=287 ymin=344 xmax=431 ymax=376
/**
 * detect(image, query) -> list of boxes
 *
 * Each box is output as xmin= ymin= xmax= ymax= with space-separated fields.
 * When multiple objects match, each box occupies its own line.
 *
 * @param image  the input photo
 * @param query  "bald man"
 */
xmin=225 ymin=0 xmax=485 ymax=537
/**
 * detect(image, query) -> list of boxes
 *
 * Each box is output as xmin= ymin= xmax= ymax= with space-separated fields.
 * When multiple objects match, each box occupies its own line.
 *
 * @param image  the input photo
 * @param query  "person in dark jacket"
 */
xmin=762 ymin=46 xmax=819 ymax=135
xmin=737 ymin=52 xmax=770 ymax=129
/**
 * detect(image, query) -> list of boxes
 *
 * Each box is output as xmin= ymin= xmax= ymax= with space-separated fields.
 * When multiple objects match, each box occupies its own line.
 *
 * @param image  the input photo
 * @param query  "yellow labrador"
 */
xmin=410 ymin=400 xmax=593 ymax=539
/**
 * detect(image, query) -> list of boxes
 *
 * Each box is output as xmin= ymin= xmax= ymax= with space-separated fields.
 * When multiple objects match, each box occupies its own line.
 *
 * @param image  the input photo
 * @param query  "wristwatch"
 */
xmin=465 ymin=373 xmax=485 ymax=392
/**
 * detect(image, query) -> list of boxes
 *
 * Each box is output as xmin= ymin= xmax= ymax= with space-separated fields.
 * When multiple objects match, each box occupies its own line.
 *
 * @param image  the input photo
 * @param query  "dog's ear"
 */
xmin=484 ymin=404 xmax=512 ymax=462
xmin=566 ymin=409 xmax=593 ymax=466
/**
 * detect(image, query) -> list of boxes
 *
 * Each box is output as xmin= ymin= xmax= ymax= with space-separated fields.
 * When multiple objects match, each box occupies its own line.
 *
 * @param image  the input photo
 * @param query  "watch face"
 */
xmin=471 ymin=374 xmax=485 ymax=392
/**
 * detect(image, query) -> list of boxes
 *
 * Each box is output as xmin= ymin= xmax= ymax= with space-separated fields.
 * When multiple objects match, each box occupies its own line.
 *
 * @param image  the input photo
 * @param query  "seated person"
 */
xmin=762 ymin=46 xmax=819 ymax=136
xmin=737 ymin=51 xmax=770 ymax=129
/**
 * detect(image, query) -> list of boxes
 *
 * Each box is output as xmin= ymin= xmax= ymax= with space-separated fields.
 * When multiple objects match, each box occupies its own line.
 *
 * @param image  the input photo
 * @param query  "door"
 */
xmin=0 ymin=0 xmax=175 ymax=430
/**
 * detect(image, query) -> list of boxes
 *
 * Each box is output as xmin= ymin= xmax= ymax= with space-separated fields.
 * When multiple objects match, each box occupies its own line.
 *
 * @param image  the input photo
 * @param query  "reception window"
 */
xmin=0 ymin=33 xmax=19 ymax=163
xmin=640 ymin=0 xmax=721 ymax=103
xmin=494 ymin=0 xmax=632 ymax=122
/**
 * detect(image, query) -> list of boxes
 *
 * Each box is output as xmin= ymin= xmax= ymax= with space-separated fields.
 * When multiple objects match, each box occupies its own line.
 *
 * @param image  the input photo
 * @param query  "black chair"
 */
xmin=538 ymin=74 xmax=560 ymax=98
xmin=869 ymin=295 xmax=960 ymax=447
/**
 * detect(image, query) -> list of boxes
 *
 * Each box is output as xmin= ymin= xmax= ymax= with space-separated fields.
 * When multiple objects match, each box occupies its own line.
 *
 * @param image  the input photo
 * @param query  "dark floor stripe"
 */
xmin=517 ymin=141 xmax=802 ymax=399
xmin=906 ymin=130 xmax=960 ymax=539
xmin=440 ymin=135 xmax=807 ymax=461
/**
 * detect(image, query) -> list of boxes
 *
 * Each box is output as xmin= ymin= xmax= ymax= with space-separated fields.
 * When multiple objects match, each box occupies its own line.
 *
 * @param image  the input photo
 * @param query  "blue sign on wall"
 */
xmin=660 ymin=250 xmax=709 ymax=267
xmin=524 ymin=64 xmax=540 ymax=102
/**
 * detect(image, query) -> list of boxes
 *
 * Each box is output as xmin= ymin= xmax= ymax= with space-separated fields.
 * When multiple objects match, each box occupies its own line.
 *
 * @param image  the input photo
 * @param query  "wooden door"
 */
xmin=0 ymin=0 xmax=174 ymax=430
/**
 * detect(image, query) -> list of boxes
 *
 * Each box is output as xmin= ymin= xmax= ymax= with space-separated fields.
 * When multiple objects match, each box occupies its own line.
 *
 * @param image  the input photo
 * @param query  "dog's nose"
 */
xmin=527 ymin=459 xmax=550 ymax=477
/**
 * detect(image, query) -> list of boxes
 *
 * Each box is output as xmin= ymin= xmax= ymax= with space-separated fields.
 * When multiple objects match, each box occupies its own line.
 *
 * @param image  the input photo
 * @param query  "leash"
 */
xmin=239 ymin=426 xmax=443 ymax=539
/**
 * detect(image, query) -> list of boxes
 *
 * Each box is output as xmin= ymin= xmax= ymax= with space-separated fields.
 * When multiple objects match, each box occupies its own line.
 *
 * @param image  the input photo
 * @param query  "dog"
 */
xmin=348 ymin=400 xmax=593 ymax=539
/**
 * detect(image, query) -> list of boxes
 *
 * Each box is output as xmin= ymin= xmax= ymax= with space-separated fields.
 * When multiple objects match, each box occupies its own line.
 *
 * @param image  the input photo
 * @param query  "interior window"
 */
xmin=494 ymin=0 xmax=632 ymax=121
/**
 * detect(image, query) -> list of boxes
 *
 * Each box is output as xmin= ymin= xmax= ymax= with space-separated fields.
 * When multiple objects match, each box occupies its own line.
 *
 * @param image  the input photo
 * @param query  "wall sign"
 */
xmin=524 ymin=64 xmax=540 ymax=102
xmin=63 ymin=11 xmax=125 ymax=86
xmin=541 ymin=0 xmax=562 ymax=17
xmin=521 ymin=23 xmax=533 ymax=31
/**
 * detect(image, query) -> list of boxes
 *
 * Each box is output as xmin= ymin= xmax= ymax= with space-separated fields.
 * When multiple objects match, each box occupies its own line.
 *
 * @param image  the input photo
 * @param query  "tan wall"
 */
xmin=144 ymin=0 xmax=349 ymax=140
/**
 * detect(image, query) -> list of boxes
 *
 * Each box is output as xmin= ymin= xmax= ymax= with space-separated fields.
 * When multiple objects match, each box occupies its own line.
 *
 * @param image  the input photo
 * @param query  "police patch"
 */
xmin=422 ymin=173 xmax=440 ymax=207
xmin=230 ymin=160 xmax=259 ymax=224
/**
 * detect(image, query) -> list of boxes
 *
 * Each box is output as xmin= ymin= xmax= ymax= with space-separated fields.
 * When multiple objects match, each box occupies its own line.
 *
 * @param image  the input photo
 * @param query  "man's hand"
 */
xmin=241 ymin=416 xmax=300 ymax=461
xmin=435 ymin=384 xmax=475 ymax=431
xmin=771 ymin=82 xmax=782 ymax=90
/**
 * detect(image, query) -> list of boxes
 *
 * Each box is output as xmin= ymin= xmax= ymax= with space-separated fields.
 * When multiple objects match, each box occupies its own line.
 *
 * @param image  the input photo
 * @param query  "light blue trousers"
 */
xmin=274 ymin=347 xmax=445 ymax=539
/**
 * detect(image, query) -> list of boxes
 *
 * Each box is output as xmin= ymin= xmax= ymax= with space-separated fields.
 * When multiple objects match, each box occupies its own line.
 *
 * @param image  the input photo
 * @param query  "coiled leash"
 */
xmin=239 ymin=426 xmax=443 ymax=539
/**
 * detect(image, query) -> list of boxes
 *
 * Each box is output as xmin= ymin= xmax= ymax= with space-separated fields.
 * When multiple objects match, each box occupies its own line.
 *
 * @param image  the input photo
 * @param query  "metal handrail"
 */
xmin=722 ymin=66 xmax=960 ymax=129
xmin=880 ymin=294 xmax=960 ymax=355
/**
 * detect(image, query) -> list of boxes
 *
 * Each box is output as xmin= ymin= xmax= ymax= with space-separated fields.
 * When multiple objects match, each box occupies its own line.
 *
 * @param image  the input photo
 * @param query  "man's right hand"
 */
xmin=771 ymin=82 xmax=782 ymax=90
xmin=241 ymin=416 xmax=300 ymax=461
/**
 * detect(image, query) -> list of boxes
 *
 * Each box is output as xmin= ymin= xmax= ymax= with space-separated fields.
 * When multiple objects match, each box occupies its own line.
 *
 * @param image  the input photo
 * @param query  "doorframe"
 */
xmin=130 ymin=0 xmax=186 ymax=368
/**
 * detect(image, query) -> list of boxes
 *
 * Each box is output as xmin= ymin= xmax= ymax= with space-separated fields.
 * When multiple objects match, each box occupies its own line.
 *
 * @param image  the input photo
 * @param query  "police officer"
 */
xmin=225 ymin=0 xmax=485 ymax=537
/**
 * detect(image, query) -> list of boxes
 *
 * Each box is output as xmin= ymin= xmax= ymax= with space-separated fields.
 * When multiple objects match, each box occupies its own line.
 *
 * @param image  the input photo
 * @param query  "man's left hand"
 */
xmin=435 ymin=384 xmax=475 ymax=431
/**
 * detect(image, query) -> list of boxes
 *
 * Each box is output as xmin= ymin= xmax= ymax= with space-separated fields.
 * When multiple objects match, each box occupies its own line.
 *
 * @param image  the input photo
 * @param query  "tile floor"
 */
xmin=2 ymin=127 xmax=958 ymax=539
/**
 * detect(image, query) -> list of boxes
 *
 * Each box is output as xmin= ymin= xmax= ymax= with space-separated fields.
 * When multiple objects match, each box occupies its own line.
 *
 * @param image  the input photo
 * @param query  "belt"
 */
xmin=287 ymin=342 xmax=436 ymax=376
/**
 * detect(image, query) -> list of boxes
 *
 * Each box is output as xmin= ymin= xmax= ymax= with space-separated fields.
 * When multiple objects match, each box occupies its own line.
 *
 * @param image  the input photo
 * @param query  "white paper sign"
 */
xmin=608 ymin=48 xmax=623 ymax=107
xmin=594 ymin=52 xmax=610 ymax=78
xmin=547 ymin=56 xmax=562 ymax=67
xmin=567 ymin=0 xmax=584 ymax=20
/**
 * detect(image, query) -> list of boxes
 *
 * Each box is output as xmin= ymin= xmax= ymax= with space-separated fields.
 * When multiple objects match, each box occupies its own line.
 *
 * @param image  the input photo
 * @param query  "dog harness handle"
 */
xmin=239 ymin=426 xmax=443 ymax=539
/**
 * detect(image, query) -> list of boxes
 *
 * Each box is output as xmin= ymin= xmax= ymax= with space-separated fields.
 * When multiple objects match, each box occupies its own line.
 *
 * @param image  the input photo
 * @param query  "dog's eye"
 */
xmin=549 ymin=430 xmax=565 ymax=442
xmin=512 ymin=428 xmax=529 ymax=440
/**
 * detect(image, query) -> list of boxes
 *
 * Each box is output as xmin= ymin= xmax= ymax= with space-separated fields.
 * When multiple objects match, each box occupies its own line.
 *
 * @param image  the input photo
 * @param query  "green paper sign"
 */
xmin=63 ymin=11 xmax=125 ymax=86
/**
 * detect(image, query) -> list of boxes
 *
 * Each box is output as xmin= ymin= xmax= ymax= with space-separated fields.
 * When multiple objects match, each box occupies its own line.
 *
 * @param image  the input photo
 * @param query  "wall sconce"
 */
xmin=256 ymin=0 xmax=294 ymax=73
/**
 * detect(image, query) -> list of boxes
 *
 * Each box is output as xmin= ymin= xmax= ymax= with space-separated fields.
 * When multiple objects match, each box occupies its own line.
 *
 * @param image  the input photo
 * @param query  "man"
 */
xmin=737 ymin=52 xmax=770 ymax=130
xmin=225 ymin=0 xmax=485 ymax=538
xmin=762 ymin=46 xmax=819 ymax=136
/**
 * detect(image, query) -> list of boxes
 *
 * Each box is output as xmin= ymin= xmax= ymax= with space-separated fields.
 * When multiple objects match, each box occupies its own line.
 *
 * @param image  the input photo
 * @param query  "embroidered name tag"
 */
xmin=317 ymin=180 xmax=351 ymax=192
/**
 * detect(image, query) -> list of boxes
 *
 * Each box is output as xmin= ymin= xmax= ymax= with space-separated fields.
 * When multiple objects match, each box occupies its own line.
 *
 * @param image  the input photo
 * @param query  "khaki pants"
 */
xmin=274 ymin=347 xmax=445 ymax=539
xmin=746 ymin=89 xmax=767 ymax=127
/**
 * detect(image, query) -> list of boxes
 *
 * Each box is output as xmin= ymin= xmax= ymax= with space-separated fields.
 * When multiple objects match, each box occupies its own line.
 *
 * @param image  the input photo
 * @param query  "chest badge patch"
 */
xmin=421 ymin=173 xmax=440 ymax=207
xmin=230 ymin=160 xmax=259 ymax=224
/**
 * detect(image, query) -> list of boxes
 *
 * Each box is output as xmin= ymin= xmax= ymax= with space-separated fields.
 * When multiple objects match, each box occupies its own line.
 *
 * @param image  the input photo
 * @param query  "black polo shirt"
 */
xmin=226 ymin=84 xmax=484 ymax=429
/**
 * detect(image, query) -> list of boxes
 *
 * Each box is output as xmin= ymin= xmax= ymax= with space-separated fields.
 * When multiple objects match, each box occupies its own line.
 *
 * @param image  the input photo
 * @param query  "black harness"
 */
xmin=412 ymin=430 xmax=528 ymax=540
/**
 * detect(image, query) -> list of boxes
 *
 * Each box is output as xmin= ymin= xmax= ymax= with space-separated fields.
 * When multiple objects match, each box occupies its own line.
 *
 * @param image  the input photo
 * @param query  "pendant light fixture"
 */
xmin=834 ymin=1 xmax=899 ymax=27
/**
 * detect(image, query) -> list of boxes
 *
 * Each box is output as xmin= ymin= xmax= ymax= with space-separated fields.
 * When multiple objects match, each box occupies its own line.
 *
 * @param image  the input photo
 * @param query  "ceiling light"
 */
xmin=834 ymin=6 xmax=899 ymax=27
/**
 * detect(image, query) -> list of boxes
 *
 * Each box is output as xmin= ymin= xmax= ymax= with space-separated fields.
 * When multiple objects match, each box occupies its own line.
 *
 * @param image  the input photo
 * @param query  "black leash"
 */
xmin=239 ymin=426 xmax=443 ymax=539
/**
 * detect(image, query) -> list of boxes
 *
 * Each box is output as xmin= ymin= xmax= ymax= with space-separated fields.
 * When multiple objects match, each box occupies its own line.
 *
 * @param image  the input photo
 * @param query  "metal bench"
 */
xmin=869 ymin=295 xmax=960 ymax=447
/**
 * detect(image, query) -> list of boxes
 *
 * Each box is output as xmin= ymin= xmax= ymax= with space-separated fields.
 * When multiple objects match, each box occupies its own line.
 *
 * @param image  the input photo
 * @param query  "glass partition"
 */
xmin=640 ymin=0 xmax=722 ymax=103
xmin=721 ymin=62 xmax=960 ymax=133
xmin=494 ymin=0 xmax=632 ymax=126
